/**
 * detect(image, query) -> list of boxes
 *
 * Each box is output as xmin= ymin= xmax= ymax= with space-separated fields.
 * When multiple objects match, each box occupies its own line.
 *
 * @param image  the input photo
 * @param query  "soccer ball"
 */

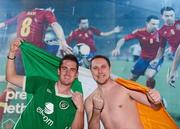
xmin=73 ymin=43 xmax=90 ymax=57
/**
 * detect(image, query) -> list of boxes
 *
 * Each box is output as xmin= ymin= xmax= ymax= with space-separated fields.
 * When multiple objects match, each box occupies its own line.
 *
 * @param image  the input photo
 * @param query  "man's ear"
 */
xmin=57 ymin=68 xmax=60 ymax=75
xmin=110 ymin=67 xmax=112 ymax=73
xmin=75 ymin=71 xmax=79 ymax=79
xmin=161 ymin=15 xmax=164 ymax=19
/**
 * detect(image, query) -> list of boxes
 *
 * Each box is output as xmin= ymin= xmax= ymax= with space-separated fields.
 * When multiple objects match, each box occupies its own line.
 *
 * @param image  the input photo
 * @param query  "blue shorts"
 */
xmin=131 ymin=57 xmax=164 ymax=76
xmin=147 ymin=57 xmax=164 ymax=72
xmin=45 ymin=44 xmax=59 ymax=55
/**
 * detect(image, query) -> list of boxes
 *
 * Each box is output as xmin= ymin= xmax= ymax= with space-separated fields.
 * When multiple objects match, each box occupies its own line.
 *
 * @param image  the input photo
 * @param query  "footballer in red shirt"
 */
xmin=112 ymin=15 xmax=163 ymax=88
xmin=67 ymin=26 xmax=101 ymax=53
xmin=0 ymin=1 xmax=72 ymax=73
xmin=0 ymin=0 xmax=71 ymax=55
xmin=151 ymin=7 xmax=180 ymax=87
xmin=4 ymin=9 xmax=57 ymax=48
xmin=66 ymin=17 xmax=122 ymax=57
xmin=0 ymin=9 xmax=70 ymax=52
xmin=66 ymin=17 xmax=122 ymax=67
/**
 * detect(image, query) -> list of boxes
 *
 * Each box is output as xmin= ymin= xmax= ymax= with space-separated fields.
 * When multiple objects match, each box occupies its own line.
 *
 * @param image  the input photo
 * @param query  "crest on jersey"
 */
xmin=170 ymin=29 xmax=175 ymax=35
xmin=150 ymin=38 xmax=153 ymax=44
xmin=78 ymin=34 xmax=82 ymax=37
xmin=59 ymin=100 xmax=69 ymax=110
xmin=88 ymin=30 xmax=93 ymax=35
xmin=163 ymin=31 xmax=167 ymax=36
xmin=85 ymin=33 xmax=89 ymax=38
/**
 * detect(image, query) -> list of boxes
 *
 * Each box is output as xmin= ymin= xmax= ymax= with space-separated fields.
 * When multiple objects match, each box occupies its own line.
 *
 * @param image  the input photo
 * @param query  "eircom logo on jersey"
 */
xmin=36 ymin=102 xmax=54 ymax=126
xmin=3 ymin=90 xmax=26 ymax=114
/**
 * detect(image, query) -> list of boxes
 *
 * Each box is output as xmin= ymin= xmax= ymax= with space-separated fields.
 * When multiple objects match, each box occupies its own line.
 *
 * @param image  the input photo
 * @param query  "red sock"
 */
xmin=146 ymin=78 xmax=155 ymax=89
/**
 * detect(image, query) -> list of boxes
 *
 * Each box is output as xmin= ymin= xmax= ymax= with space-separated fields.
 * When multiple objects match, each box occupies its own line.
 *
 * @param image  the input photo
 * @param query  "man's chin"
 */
xmin=61 ymin=81 xmax=73 ymax=86
xmin=82 ymin=27 xmax=88 ymax=30
xmin=167 ymin=20 xmax=175 ymax=25
xmin=97 ymin=79 xmax=108 ymax=85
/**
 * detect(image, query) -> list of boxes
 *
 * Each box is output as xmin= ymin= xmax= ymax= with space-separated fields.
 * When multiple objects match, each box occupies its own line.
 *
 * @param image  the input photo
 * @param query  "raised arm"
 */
xmin=71 ymin=92 xmax=84 ymax=129
xmin=156 ymin=47 xmax=165 ymax=60
xmin=0 ymin=16 xmax=18 ymax=29
xmin=149 ymin=47 xmax=165 ymax=68
xmin=85 ymin=91 xmax=104 ymax=129
xmin=128 ymin=88 xmax=162 ymax=109
xmin=112 ymin=38 xmax=125 ymax=56
xmin=51 ymin=22 xmax=72 ymax=55
xmin=6 ymin=39 xmax=24 ymax=87
xmin=100 ymin=26 xmax=123 ymax=36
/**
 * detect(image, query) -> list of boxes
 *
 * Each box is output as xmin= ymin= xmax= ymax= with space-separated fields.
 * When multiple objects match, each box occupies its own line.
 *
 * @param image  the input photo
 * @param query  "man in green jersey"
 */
xmin=6 ymin=39 xmax=84 ymax=129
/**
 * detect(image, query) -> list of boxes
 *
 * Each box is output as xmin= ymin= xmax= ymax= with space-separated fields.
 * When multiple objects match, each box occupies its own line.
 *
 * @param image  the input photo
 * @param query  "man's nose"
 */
xmin=65 ymin=69 xmax=71 ymax=75
xmin=98 ymin=68 xmax=103 ymax=74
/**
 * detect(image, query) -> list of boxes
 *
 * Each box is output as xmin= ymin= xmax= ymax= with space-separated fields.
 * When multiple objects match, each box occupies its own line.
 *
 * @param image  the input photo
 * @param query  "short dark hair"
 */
xmin=78 ymin=17 xmax=88 ymax=23
xmin=90 ymin=55 xmax=111 ymax=68
xmin=160 ymin=6 xmax=175 ymax=15
xmin=146 ymin=15 xmax=159 ymax=23
xmin=60 ymin=54 xmax=79 ymax=70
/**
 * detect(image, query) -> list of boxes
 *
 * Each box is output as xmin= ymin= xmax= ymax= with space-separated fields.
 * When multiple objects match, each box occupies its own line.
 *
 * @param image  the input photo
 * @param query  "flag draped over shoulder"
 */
xmin=20 ymin=41 xmax=82 ymax=93
xmin=115 ymin=78 xmax=178 ymax=129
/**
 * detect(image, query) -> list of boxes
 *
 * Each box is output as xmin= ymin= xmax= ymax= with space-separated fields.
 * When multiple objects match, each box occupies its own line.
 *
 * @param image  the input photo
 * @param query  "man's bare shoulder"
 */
xmin=113 ymin=80 xmax=130 ymax=93
xmin=113 ymin=80 xmax=127 ymax=89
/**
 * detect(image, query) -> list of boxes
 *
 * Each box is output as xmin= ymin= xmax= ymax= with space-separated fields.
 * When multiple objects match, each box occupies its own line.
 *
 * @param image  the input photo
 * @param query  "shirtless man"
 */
xmin=85 ymin=55 xmax=162 ymax=129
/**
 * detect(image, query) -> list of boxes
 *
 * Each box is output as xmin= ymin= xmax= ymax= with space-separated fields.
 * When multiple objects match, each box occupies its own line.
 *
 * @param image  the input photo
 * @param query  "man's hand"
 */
xmin=167 ymin=68 xmax=178 ymax=88
xmin=146 ymin=89 xmax=161 ymax=105
xmin=56 ymin=40 xmax=73 ymax=57
xmin=61 ymin=44 xmax=73 ymax=55
xmin=113 ymin=26 xmax=123 ymax=33
xmin=72 ymin=92 xmax=84 ymax=112
xmin=112 ymin=48 xmax=120 ymax=57
xmin=9 ymin=38 xmax=22 ymax=55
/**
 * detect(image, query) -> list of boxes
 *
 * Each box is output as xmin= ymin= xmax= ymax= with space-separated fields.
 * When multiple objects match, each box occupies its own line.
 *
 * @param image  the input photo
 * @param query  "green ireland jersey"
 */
xmin=13 ymin=76 xmax=83 ymax=129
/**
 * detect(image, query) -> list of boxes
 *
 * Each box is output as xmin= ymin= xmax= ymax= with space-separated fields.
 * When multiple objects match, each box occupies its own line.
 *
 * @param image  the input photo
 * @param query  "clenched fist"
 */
xmin=92 ymin=91 xmax=104 ymax=111
xmin=146 ymin=89 xmax=161 ymax=105
xmin=72 ymin=92 xmax=84 ymax=112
